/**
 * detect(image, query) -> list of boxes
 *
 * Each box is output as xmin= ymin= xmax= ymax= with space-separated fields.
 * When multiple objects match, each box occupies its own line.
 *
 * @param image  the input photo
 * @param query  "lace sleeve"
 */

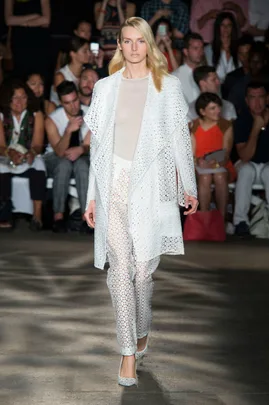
xmin=85 ymin=134 xmax=97 ymax=209
xmin=173 ymin=118 xmax=197 ymax=206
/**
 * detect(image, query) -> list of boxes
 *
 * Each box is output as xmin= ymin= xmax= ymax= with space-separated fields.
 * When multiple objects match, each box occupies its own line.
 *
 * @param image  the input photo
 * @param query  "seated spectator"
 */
xmin=228 ymin=42 xmax=269 ymax=115
xmin=172 ymin=33 xmax=204 ymax=105
xmin=78 ymin=67 xmax=99 ymax=107
xmin=50 ymin=35 xmax=91 ymax=106
xmin=188 ymin=65 xmax=237 ymax=122
xmin=44 ymin=81 xmax=91 ymax=233
xmin=55 ymin=20 xmax=93 ymax=72
xmin=233 ymin=82 xmax=269 ymax=237
xmin=190 ymin=92 xmax=235 ymax=217
xmin=222 ymin=34 xmax=254 ymax=100
xmin=26 ymin=72 xmax=56 ymax=117
xmin=141 ymin=0 xmax=189 ymax=49
xmin=190 ymin=0 xmax=248 ymax=45
xmin=152 ymin=18 xmax=181 ymax=72
xmin=204 ymin=12 xmax=240 ymax=84
xmin=0 ymin=78 xmax=46 ymax=230
xmin=95 ymin=0 xmax=136 ymax=63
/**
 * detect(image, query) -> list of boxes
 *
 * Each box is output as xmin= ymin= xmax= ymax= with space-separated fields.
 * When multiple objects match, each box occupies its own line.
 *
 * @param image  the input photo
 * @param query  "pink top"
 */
xmin=190 ymin=0 xmax=249 ymax=44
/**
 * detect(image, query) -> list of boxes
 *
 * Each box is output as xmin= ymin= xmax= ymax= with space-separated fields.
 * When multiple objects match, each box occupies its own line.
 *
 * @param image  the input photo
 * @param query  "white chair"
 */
xmin=11 ymin=177 xmax=79 ymax=215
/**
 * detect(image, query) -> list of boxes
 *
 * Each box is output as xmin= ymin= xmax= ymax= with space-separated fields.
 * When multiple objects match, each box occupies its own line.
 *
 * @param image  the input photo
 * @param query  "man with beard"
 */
xmin=78 ymin=67 xmax=99 ymax=107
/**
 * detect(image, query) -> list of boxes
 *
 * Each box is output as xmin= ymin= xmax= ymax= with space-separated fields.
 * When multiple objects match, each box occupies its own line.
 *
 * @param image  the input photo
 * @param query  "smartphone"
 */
xmin=90 ymin=42 xmax=99 ymax=56
xmin=157 ymin=24 xmax=167 ymax=36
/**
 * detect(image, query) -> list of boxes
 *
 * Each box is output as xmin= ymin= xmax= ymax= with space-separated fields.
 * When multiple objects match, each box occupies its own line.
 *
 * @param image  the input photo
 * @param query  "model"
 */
xmin=84 ymin=16 xmax=198 ymax=387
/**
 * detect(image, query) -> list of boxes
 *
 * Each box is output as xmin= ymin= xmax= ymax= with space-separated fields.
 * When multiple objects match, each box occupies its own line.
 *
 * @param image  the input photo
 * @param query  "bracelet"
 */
xmin=4 ymin=147 xmax=9 ymax=157
xmin=30 ymin=148 xmax=37 ymax=156
xmin=215 ymin=162 xmax=220 ymax=168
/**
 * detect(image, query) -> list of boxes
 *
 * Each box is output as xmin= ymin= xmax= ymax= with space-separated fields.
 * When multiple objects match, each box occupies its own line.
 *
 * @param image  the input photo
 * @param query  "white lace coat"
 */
xmin=84 ymin=68 xmax=197 ymax=270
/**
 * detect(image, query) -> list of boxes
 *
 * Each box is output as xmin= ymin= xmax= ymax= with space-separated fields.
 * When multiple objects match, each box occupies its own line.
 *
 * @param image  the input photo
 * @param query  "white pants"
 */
xmin=106 ymin=155 xmax=160 ymax=356
xmin=233 ymin=162 xmax=269 ymax=225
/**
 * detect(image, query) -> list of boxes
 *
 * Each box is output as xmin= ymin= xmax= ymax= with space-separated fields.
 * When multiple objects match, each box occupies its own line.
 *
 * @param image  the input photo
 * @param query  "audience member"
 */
xmin=50 ymin=35 xmax=90 ymax=106
xmin=78 ymin=67 xmax=99 ymax=106
xmin=205 ymin=12 xmax=240 ymax=83
xmin=233 ymin=82 xmax=269 ymax=236
xmin=26 ymin=72 xmax=56 ymax=117
xmin=44 ymin=81 xmax=91 ymax=233
xmin=190 ymin=0 xmax=248 ymax=44
xmin=95 ymin=0 xmax=136 ymax=62
xmin=248 ymin=0 xmax=269 ymax=41
xmin=4 ymin=0 xmax=51 ymax=84
xmin=172 ymin=33 xmax=204 ymax=104
xmin=188 ymin=65 xmax=237 ymax=122
xmin=55 ymin=19 xmax=92 ymax=72
xmin=191 ymin=92 xmax=235 ymax=217
xmin=228 ymin=42 xmax=269 ymax=115
xmin=0 ymin=78 xmax=46 ymax=230
xmin=222 ymin=34 xmax=254 ymax=99
xmin=152 ymin=18 xmax=181 ymax=72
xmin=141 ymin=0 xmax=189 ymax=49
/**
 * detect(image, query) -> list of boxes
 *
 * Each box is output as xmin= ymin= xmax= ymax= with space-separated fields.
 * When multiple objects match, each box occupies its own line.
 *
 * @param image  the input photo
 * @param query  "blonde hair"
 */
xmin=109 ymin=17 xmax=168 ymax=92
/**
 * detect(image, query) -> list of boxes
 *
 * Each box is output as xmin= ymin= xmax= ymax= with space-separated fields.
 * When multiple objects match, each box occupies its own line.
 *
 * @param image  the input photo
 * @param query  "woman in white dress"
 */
xmin=84 ymin=17 xmax=198 ymax=387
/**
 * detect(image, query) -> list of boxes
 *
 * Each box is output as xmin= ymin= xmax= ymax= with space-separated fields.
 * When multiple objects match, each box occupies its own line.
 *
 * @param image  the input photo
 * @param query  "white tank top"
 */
xmin=45 ymin=104 xmax=89 ymax=154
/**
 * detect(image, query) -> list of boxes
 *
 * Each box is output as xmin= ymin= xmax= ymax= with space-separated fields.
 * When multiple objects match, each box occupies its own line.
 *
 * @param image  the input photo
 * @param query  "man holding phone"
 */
xmin=141 ymin=0 xmax=189 ymax=49
xmin=44 ymin=81 xmax=91 ymax=233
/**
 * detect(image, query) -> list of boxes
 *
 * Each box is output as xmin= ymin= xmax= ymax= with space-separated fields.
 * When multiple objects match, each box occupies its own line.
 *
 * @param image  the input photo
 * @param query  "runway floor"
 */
xmin=1 ymin=219 xmax=269 ymax=404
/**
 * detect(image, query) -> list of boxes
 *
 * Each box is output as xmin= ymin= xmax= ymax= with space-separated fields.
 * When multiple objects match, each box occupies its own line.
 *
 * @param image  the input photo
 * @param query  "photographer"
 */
xmin=152 ymin=18 xmax=181 ymax=72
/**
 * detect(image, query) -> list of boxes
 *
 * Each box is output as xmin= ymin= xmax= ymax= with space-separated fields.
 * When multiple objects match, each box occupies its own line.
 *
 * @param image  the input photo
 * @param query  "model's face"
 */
xmin=246 ymin=88 xmax=267 ymax=116
xmin=220 ymin=18 xmax=233 ymax=38
xmin=185 ymin=39 xmax=204 ymax=65
xmin=238 ymin=44 xmax=251 ymax=68
xmin=200 ymin=102 xmax=221 ymax=122
xmin=119 ymin=27 xmax=148 ymax=65
xmin=73 ymin=43 xmax=91 ymax=65
xmin=60 ymin=91 xmax=80 ymax=116
xmin=79 ymin=70 xmax=98 ymax=97
xmin=27 ymin=74 xmax=44 ymax=98
xmin=10 ymin=88 xmax=28 ymax=114
xmin=74 ymin=22 xmax=92 ymax=41
xmin=201 ymin=72 xmax=220 ymax=94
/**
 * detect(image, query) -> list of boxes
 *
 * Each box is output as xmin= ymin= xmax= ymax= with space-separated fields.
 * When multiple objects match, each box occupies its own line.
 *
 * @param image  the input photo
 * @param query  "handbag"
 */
xmin=183 ymin=209 xmax=226 ymax=241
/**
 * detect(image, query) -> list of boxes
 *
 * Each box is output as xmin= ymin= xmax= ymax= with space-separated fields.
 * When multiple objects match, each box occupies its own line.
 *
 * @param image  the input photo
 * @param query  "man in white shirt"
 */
xmin=187 ymin=65 xmax=237 ymax=122
xmin=172 ymin=32 xmax=204 ymax=105
xmin=44 ymin=80 xmax=91 ymax=233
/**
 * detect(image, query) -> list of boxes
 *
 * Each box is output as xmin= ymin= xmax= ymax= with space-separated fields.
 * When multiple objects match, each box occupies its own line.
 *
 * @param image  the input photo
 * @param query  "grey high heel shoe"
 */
xmin=118 ymin=356 xmax=138 ymax=387
xmin=135 ymin=335 xmax=149 ymax=360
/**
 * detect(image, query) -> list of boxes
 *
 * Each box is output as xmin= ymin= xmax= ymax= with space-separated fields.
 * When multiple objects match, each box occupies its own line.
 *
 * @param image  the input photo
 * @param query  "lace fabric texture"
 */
xmin=107 ymin=172 xmax=160 ymax=355
xmin=84 ymin=70 xmax=197 ymax=269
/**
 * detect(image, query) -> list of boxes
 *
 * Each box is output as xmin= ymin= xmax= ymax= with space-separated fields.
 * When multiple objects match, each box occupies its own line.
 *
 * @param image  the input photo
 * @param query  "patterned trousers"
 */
xmin=107 ymin=157 xmax=160 ymax=355
xmin=44 ymin=153 xmax=89 ymax=214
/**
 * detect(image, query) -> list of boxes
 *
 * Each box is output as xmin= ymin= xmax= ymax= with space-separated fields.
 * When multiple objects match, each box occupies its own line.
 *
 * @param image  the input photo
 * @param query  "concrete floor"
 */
xmin=1 ymin=219 xmax=269 ymax=404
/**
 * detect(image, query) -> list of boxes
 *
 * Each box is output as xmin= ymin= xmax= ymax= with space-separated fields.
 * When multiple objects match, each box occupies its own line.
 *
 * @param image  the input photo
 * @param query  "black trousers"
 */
xmin=0 ymin=169 xmax=46 ymax=202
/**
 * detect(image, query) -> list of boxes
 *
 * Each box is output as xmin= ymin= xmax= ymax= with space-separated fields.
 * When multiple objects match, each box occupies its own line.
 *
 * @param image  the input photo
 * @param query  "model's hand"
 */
xmin=184 ymin=193 xmax=199 ymax=215
xmin=84 ymin=200 xmax=96 ymax=228
xmin=64 ymin=146 xmax=83 ymax=161
xmin=197 ymin=157 xmax=215 ymax=169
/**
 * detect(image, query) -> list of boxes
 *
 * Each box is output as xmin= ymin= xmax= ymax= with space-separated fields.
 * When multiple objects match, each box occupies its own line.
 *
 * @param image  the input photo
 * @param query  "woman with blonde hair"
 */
xmin=84 ymin=16 xmax=198 ymax=387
